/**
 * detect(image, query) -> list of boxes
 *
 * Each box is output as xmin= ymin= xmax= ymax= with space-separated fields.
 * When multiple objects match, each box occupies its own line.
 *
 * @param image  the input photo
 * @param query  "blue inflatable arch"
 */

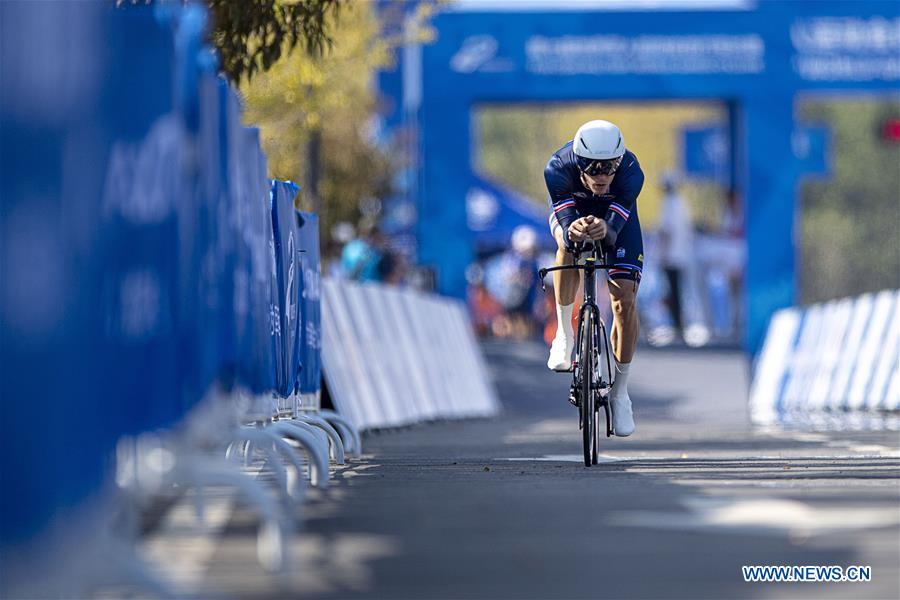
xmin=378 ymin=0 xmax=899 ymax=351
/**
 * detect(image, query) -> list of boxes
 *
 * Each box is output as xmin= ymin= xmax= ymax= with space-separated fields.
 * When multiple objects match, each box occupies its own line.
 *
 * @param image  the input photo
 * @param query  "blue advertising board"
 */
xmin=271 ymin=180 xmax=302 ymax=398
xmin=297 ymin=212 xmax=322 ymax=396
xmin=683 ymin=127 xmax=731 ymax=183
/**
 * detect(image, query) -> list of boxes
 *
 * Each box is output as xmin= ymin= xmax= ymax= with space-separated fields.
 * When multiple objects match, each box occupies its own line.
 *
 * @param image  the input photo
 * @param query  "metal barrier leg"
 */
xmin=267 ymin=421 xmax=330 ymax=488
xmin=226 ymin=431 xmax=288 ymax=493
xmin=292 ymin=414 xmax=345 ymax=464
xmin=226 ymin=427 xmax=307 ymax=503
xmin=174 ymin=455 xmax=291 ymax=573
xmin=318 ymin=409 xmax=363 ymax=455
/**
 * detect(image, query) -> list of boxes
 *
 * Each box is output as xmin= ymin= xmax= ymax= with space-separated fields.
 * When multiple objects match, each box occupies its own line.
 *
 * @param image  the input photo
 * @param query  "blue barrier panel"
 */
xmin=269 ymin=181 xmax=288 ymax=396
xmin=271 ymin=180 xmax=303 ymax=398
xmin=213 ymin=79 xmax=243 ymax=387
xmin=297 ymin=212 xmax=322 ymax=396
xmin=227 ymin=101 xmax=253 ymax=393
xmin=240 ymin=128 xmax=276 ymax=395
xmin=0 ymin=2 xmax=323 ymax=567
xmin=168 ymin=4 xmax=222 ymax=412
xmin=0 ymin=2 xmax=182 ymax=545
xmin=178 ymin=71 xmax=222 ymax=405
xmin=100 ymin=40 xmax=184 ymax=435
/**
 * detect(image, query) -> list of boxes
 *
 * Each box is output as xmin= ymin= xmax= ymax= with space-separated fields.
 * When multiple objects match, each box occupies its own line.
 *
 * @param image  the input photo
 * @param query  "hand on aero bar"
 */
xmin=568 ymin=216 xmax=607 ymax=244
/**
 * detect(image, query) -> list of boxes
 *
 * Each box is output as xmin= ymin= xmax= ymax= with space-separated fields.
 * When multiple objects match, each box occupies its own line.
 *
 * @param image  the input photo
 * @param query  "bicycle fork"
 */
xmin=572 ymin=302 xmax=614 ymax=437
xmin=571 ymin=301 xmax=601 ymax=408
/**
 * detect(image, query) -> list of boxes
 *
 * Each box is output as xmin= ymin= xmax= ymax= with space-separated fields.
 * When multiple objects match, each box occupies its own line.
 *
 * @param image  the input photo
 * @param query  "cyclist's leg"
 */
xmin=547 ymin=212 xmax=579 ymax=370
xmin=605 ymin=213 xmax=643 ymax=363
xmin=608 ymin=278 xmax=639 ymax=362
xmin=550 ymin=213 xmax=578 ymax=305
xmin=605 ymin=214 xmax=643 ymax=436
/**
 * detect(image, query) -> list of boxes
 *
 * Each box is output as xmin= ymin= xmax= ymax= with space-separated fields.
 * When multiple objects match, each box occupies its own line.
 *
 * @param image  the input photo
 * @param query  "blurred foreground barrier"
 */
xmin=750 ymin=289 xmax=899 ymax=427
xmin=321 ymin=279 xmax=500 ymax=430
xmin=1 ymin=3 xmax=353 ymax=597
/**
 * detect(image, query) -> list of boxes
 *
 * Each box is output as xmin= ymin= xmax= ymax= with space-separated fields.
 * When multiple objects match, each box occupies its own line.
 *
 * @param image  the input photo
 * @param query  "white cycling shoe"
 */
xmin=546 ymin=336 xmax=574 ymax=371
xmin=610 ymin=388 xmax=635 ymax=437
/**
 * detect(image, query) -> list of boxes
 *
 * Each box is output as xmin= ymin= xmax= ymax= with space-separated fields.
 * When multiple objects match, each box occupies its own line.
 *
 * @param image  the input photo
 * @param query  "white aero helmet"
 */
xmin=573 ymin=120 xmax=625 ymax=174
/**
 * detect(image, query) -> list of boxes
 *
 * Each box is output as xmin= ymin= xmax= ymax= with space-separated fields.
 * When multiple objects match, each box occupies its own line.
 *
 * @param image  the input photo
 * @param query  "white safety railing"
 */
xmin=750 ymin=289 xmax=899 ymax=427
xmin=321 ymin=279 xmax=500 ymax=431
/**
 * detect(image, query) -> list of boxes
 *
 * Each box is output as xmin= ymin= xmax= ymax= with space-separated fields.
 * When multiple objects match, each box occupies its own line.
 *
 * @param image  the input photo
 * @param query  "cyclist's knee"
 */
xmin=553 ymin=227 xmax=565 ymax=249
xmin=612 ymin=297 xmax=636 ymax=316
xmin=554 ymin=231 xmax=573 ymax=264
xmin=609 ymin=285 xmax=637 ymax=315
xmin=555 ymin=247 xmax=573 ymax=266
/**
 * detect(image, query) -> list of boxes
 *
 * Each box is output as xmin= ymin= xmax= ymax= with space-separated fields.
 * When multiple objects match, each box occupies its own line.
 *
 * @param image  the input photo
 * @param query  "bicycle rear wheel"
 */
xmin=580 ymin=309 xmax=595 ymax=467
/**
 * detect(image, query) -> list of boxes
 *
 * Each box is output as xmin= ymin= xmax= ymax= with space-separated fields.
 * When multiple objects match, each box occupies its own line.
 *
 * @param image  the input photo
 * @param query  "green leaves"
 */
xmin=119 ymin=0 xmax=343 ymax=83
xmin=207 ymin=0 xmax=342 ymax=83
xmin=240 ymin=2 xmax=395 ymax=244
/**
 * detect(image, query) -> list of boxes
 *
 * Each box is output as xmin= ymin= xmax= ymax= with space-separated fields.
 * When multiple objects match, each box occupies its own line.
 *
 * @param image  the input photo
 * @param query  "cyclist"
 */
xmin=544 ymin=120 xmax=644 ymax=437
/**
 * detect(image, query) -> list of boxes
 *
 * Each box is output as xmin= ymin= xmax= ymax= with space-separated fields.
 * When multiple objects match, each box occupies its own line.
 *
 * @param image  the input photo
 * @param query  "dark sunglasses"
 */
xmin=576 ymin=155 xmax=621 ymax=176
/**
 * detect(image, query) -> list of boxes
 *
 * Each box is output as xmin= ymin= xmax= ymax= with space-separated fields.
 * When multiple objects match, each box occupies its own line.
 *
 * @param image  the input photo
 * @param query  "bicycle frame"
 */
xmin=538 ymin=242 xmax=636 ymax=439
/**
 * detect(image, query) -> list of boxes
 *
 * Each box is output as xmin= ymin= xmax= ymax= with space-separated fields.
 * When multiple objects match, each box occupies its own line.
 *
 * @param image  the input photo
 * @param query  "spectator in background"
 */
xmin=332 ymin=217 xmax=419 ymax=287
xmin=327 ymin=221 xmax=356 ymax=278
xmin=483 ymin=226 xmax=541 ymax=340
xmin=340 ymin=221 xmax=398 ymax=283
xmin=466 ymin=263 xmax=503 ymax=337
xmin=720 ymin=188 xmax=745 ymax=338
xmin=657 ymin=172 xmax=694 ymax=341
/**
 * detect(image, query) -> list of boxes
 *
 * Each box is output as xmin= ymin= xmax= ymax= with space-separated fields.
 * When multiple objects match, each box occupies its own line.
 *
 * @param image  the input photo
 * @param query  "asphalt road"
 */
xmin=152 ymin=341 xmax=900 ymax=600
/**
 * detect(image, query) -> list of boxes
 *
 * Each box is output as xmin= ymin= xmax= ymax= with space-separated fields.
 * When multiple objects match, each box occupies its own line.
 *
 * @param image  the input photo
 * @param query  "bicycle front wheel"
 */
xmin=580 ymin=309 xmax=595 ymax=467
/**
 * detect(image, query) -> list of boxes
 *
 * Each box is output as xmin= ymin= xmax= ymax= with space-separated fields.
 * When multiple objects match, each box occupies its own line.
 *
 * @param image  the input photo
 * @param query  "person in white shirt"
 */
xmin=657 ymin=173 xmax=694 ymax=339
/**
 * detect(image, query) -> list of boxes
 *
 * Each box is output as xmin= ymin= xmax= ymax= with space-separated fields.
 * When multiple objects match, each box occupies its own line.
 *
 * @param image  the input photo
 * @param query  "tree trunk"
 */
xmin=304 ymin=129 xmax=321 ymax=216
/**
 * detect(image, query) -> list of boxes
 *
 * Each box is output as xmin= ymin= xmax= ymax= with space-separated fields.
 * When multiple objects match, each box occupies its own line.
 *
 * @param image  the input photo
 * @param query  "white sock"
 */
xmin=555 ymin=302 xmax=574 ymax=342
xmin=614 ymin=361 xmax=631 ymax=392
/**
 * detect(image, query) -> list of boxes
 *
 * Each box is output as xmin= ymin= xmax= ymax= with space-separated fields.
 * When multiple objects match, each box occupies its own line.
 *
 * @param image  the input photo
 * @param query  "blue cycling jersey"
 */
xmin=544 ymin=141 xmax=644 ymax=246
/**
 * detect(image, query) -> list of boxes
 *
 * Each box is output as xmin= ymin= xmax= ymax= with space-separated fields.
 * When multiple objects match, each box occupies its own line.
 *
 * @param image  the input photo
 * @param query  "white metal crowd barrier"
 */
xmin=321 ymin=279 xmax=500 ymax=430
xmin=750 ymin=289 xmax=899 ymax=426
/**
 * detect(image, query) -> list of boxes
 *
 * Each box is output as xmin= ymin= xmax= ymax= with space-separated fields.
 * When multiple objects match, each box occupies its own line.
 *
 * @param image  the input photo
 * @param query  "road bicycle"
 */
xmin=538 ymin=241 xmax=637 ymax=467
